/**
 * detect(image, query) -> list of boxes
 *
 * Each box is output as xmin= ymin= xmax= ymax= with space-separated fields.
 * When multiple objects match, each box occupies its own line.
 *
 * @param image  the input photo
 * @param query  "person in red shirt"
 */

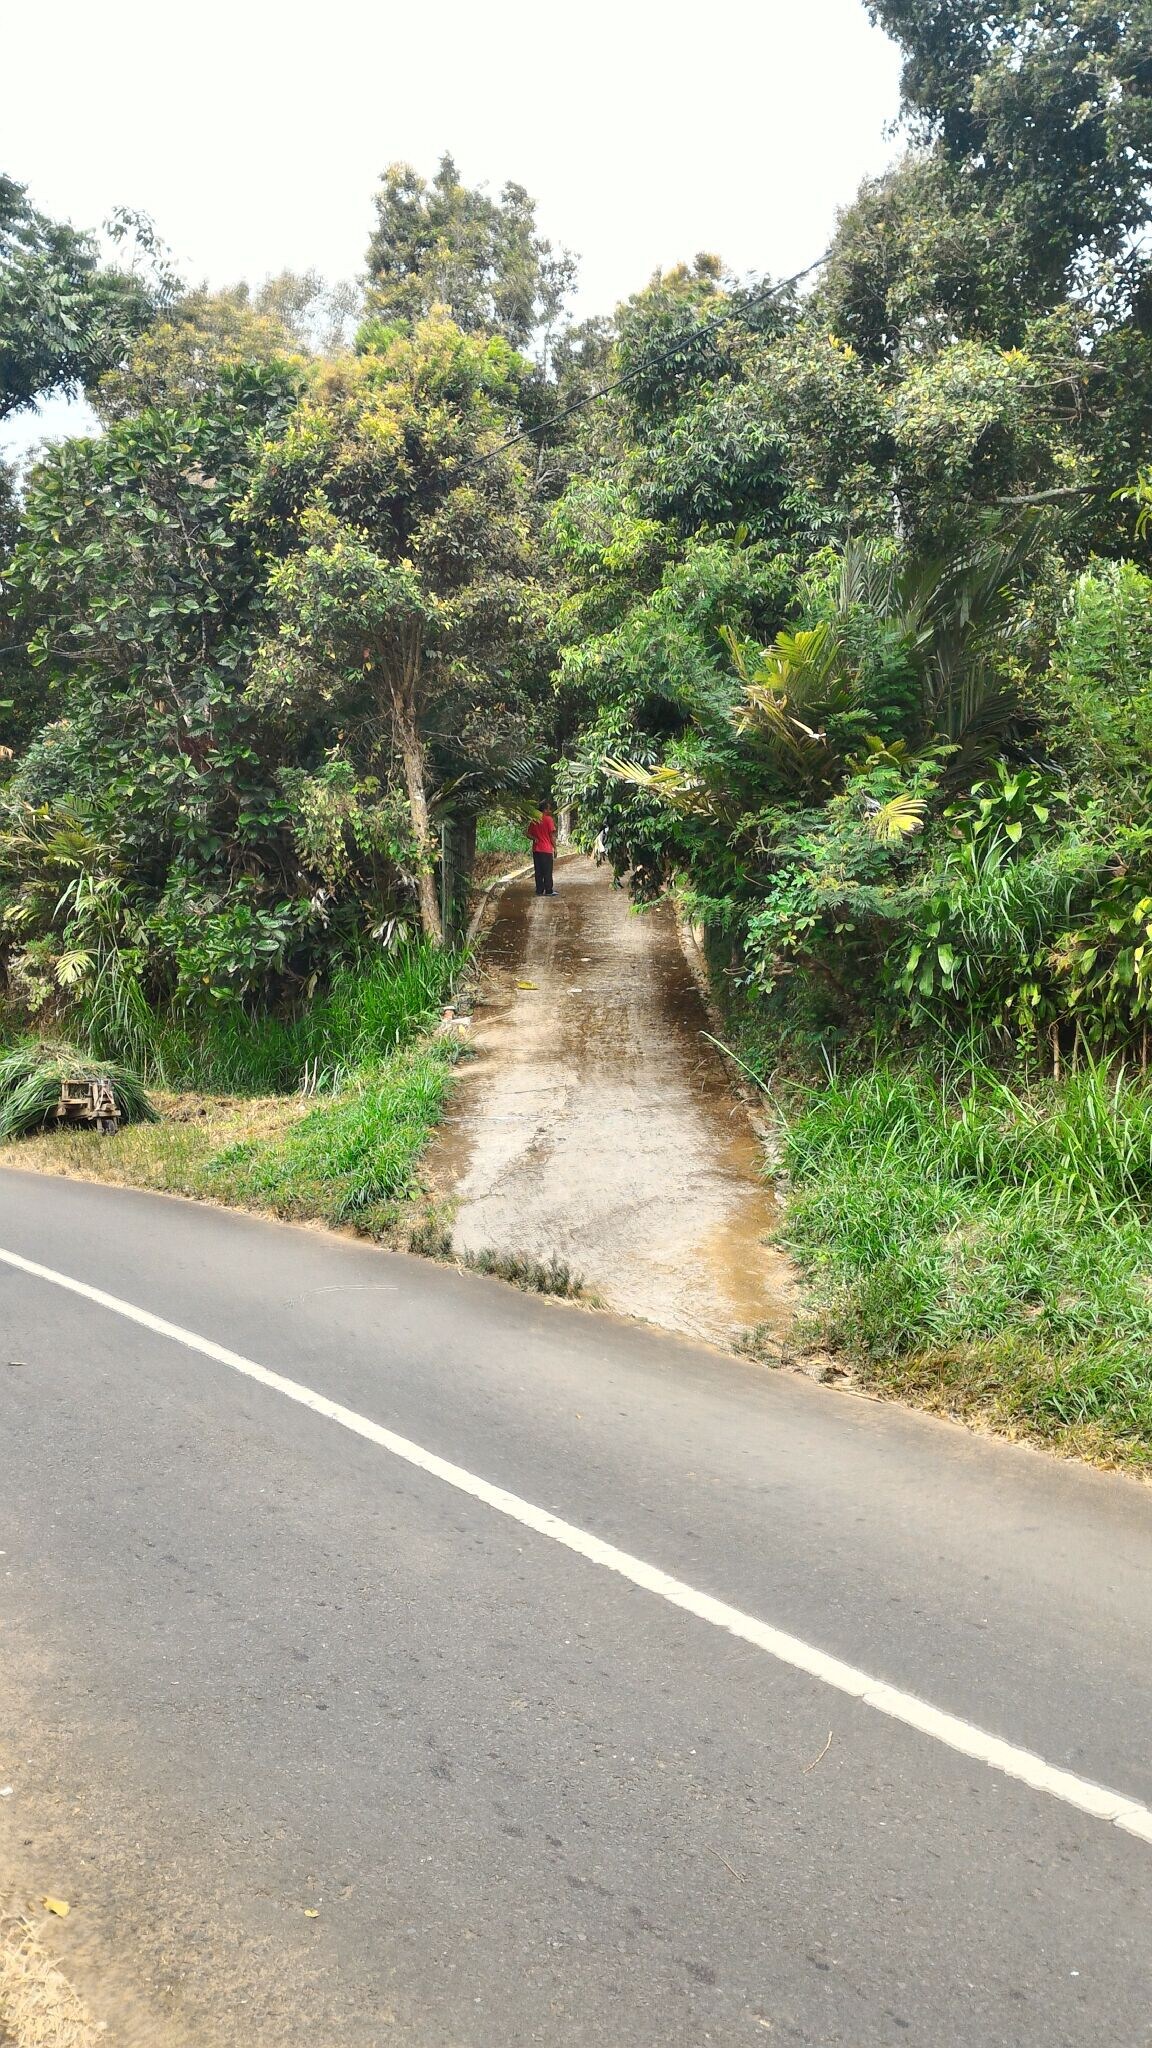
xmin=528 ymin=808 xmax=557 ymax=896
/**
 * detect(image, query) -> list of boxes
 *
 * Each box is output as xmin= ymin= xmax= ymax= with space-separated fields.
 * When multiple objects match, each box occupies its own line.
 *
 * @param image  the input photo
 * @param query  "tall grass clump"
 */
xmin=782 ymin=1054 xmax=1152 ymax=1461
xmin=148 ymin=942 xmax=461 ymax=1095
xmin=76 ymin=950 xmax=164 ymax=1080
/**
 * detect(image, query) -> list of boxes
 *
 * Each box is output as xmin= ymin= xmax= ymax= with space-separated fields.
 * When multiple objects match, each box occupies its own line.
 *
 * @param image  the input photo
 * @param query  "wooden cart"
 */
xmin=55 ymin=1077 xmax=121 ymax=1136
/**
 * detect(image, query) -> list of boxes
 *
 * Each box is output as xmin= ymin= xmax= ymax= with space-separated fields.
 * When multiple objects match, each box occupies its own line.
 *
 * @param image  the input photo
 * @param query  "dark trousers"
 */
xmin=533 ymin=851 xmax=554 ymax=895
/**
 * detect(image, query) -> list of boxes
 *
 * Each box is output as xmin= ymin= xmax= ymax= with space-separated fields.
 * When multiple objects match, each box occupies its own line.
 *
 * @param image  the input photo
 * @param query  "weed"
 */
xmin=406 ymin=1215 xmax=455 ymax=1259
xmin=735 ymin=1321 xmax=789 ymax=1364
xmin=459 ymin=1247 xmax=588 ymax=1299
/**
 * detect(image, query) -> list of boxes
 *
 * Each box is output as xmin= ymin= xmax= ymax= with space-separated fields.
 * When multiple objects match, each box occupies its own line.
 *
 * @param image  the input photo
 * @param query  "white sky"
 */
xmin=2 ymin=0 xmax=904 ymax=461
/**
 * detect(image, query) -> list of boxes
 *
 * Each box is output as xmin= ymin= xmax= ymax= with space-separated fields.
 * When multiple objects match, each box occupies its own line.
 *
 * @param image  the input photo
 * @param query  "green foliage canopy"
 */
xmin=0 ymin=174 xmax=175 ymax=419
xmin=365 ymin=154 xmax=575 ymax=351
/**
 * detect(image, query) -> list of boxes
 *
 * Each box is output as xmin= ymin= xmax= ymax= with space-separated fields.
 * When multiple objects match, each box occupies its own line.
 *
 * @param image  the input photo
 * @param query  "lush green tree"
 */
xmin=95 ymin=285 xmax=306 ymax=420
xmin=96 ymin=272 xmax=361 ymax=421
xmin=364 ymin=154 xmax=575 ymax=351
xmin=244 ymin=316 xmax=548 ymax=939
xmin=582 ymin=264 xmax=891 ymax=553
xmin=549 ymin=267 xmax=895 ymax=861
xmin=870 ymin=0 xmax=1152 ymax=304
xmin=1 ymin=361 xmax=306 ymax=1011
xmin=0 ymin=174 xmax=174 ymax=418
xmin=819 ymin=153 xmax=1041 ymax=360
xmin=824 ymin=2 xmax=1151 ymax=374
xmin=0 ymin=455 xmax=47 ymax=760
xmin=12 ymin=361 xmax=297 ymax=734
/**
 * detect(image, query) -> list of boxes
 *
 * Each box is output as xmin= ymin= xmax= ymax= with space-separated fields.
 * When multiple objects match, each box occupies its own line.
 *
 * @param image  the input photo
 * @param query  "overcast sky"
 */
xmin=3 ymin=0 xmax=904 ymax=460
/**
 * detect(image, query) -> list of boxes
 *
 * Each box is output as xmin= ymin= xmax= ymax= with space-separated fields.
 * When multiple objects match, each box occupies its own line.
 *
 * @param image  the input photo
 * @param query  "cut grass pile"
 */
xmin=0 ymin=1042 xmax=157 ymax=1140
xmin=781 ymin=1058 xmax=1152 ymax=1464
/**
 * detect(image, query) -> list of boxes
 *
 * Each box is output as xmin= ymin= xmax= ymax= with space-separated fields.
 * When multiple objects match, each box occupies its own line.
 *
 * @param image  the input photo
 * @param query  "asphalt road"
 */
xmin=2 ymin=1169 xmax=1152 ymax=2047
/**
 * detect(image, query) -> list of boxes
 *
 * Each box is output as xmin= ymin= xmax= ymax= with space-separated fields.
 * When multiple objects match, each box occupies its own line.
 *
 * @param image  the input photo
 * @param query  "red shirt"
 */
xmin=529 ymin=814 xmax=556 ymax=854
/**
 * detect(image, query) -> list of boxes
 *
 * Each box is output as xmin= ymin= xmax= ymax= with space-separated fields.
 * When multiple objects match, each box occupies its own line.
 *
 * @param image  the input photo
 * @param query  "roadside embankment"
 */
xmin=0 ymin=1042 xmax=458 ymax=1247
xmin=0 ymin=950 xmax=463 ymax=1250
xmin=771 ymin=1056 xmax=1152 ymax=1470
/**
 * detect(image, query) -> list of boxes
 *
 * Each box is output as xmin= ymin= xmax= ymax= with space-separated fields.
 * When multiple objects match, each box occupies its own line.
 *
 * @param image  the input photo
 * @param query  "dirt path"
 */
xmin=431 ymin=857 xmax=795 ymax=1347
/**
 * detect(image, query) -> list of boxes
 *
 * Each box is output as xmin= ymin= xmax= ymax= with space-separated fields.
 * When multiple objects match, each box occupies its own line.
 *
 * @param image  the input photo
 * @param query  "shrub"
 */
xmin=1047 ymin=561 xmax=1152 ymax=785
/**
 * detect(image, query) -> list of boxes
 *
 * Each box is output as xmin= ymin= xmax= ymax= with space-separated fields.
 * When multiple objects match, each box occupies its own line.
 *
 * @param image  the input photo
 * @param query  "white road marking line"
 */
xmin=4 ymin=1240 xmax=1151 ymax=1848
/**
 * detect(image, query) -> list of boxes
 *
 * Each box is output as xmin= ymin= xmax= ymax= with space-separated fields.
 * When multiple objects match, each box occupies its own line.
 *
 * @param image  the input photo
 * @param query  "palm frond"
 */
xmin=837 ymin=536 xmax=899 ymax=618
xmin=865 ymin=793 xmax=927 ymax=844
xmin=600 ymin=756 xmax=715 ymax=815
xmin=728 ymin=620 xmax=855 ymax=787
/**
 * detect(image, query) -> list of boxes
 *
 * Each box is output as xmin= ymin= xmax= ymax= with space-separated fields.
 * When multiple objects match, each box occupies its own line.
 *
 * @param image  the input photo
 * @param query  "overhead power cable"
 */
xmin=464 ymin=250 xmax=830 ymax=476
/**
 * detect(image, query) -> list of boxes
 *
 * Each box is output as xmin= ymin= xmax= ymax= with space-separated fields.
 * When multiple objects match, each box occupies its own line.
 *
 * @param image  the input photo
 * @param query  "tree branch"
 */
xmin=994 ymin=484 xmax=1103 ymax=506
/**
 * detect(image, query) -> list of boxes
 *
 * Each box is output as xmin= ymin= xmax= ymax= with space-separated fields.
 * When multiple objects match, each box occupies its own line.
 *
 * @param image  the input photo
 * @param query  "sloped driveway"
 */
xmin=433 ymin=857 xmax=794 ymax=1347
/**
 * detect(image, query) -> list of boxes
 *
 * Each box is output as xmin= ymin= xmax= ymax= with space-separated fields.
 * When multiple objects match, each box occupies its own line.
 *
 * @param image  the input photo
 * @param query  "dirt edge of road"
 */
xmin=0 ymin=1885 xmax=185 ymax=2048
xmin=0 ymin=1906 xmax=106 ymax=2048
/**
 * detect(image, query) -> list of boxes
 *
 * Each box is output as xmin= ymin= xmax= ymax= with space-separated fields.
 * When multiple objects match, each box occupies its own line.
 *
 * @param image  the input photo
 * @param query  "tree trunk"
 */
xmin=388 ymin=629 xmax=442 ymax=945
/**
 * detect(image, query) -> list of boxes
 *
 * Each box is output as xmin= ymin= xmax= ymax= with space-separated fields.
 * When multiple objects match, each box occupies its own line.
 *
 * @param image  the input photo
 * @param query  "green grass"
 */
xmin=0 ymin=948 xmax=464 ymax=1251
xmin=145 ymin=944 xmax=459 ymax=1094
xmin=204 ymin=1042 xmax=455 ymax=1226
xmin=780 ymin=1058 xmax=1152 ymax=1463
xmin=475 ymin=812 xmax=529 ymax=858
